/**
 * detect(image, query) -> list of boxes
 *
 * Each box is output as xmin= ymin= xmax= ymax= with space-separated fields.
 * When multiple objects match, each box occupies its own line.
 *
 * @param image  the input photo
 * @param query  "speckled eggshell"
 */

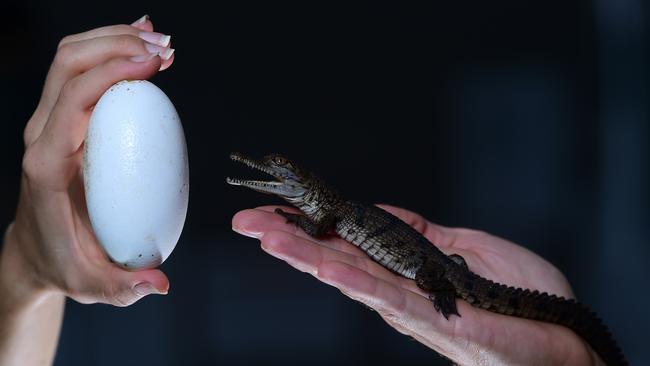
xmin=83 ymin=80 xmax=189 ymax=270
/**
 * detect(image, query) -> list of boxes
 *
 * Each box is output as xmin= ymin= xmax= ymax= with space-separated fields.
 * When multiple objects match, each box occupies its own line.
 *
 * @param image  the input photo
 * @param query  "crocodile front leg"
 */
xmin=275 ymin=208 xmax=337 ymax=237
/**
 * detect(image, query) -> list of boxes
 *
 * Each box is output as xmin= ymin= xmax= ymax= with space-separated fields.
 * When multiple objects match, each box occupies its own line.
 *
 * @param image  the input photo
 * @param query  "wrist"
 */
xmin=0 ymin=223 xmax=51 ymax=316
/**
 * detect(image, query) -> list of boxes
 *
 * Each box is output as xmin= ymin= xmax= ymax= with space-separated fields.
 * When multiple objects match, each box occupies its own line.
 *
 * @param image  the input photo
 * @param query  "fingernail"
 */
xmin=130 ymin=53 xmax=159 ymax=62
xmin=139 ymin=31 xmax=171 ymax=47
xmin=160 ymin=35 xmax=171 ymax=47
xmin=131 ymin=14 xmax=149 ymax=26
xmin=161 ymin=48 xmax=174 ymax=60
xmin=144 ymin=43 xmax=174 ymax=60
xmin=159 ymin=62 xmax=172 ymax=71
xmin=133 ymin=282 xmax=166 ymax=297
xmin=232 ymin=226 xmax=263 ymax=239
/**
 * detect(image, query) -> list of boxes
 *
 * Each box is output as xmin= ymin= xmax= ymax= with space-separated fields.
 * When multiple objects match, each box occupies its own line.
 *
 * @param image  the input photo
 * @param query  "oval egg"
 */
xmin=83 ymin=80 xmax=189 ymax=270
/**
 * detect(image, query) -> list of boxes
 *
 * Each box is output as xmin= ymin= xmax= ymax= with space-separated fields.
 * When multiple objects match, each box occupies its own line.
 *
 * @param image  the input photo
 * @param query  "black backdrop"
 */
xmin=0 ymin=1 xmax=648 ymax=365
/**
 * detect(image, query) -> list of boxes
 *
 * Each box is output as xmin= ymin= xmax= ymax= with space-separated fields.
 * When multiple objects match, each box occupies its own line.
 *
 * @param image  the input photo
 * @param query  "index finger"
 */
xmin=28 ymin=55 xmax=162 ymax=184
xmin=57 ymin=20 xmax=157 ymax=48
xmin=233 ymin=206 xmax=367 ymax=257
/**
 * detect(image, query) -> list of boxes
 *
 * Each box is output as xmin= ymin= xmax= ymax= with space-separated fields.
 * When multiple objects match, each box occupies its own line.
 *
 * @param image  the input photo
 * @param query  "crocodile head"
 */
xmin=226 ymin=152 xmax=310 ymax=200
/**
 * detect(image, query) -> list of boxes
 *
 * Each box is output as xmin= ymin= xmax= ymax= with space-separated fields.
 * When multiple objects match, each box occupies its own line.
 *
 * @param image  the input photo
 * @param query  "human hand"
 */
xmin=232 ymin=205 xmax=602 ymax=366
xmin=1 ymin=16 xmax=175 ymax=311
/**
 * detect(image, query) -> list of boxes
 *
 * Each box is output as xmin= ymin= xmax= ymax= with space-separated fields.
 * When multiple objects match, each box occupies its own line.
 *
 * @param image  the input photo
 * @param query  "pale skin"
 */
xmin=1 ymin=17 xmax=603 ymax=366
xmin=0 ymin=16 xmax=173 ymax=366
xmin=232 ymin=206 xmax=605 ymax=366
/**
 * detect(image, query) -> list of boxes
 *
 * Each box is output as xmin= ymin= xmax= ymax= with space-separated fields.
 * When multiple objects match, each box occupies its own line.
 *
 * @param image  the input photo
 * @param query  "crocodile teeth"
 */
xmin=226 ymin=178 xmax=281 ymax=187
xmin=229 ymin=153 xmax=277 ymax=178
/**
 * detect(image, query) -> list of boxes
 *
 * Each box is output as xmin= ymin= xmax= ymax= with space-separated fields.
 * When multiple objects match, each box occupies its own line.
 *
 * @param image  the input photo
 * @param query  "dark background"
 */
xmin=1 ymin=1 xmax=648 ymax=365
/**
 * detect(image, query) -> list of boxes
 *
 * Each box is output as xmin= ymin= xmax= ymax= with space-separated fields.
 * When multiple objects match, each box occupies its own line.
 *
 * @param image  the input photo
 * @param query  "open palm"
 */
xmin=233 ymin=205 xmax=601 ymax=366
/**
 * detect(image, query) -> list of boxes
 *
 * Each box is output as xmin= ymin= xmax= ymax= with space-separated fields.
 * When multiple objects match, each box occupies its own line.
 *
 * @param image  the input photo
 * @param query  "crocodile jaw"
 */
xmin=226 ymin=153 xmax=307 ymax=198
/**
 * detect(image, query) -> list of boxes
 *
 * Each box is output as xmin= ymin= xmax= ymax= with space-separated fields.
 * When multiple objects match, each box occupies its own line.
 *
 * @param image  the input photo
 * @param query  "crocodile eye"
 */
xmin=273 ymin=156 xmax=286 ymax=165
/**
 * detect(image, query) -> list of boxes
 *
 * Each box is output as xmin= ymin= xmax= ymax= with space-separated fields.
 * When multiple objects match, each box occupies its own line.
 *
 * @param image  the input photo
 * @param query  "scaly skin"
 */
xmin=227 ymin=152 xmax=627 ymax=366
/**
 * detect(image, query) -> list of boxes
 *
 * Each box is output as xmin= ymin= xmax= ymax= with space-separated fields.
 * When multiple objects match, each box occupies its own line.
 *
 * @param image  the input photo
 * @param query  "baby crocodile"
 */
xmin=227 ymin=152 xmax=626 ymax=366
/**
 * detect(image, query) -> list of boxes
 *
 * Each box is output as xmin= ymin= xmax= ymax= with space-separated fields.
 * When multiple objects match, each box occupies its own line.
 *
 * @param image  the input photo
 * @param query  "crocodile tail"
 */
xmin=454 ymin=273 xmax=627 ymax=366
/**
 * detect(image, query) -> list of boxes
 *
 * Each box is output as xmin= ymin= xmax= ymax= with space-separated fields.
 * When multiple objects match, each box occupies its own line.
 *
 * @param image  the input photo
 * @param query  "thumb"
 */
xmin=104 ymin=267 xmax=169 ymax=307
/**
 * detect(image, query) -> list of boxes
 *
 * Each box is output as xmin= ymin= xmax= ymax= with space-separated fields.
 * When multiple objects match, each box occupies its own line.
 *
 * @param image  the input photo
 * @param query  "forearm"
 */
xmin=0 ymin=224 xmax=65 ymax=366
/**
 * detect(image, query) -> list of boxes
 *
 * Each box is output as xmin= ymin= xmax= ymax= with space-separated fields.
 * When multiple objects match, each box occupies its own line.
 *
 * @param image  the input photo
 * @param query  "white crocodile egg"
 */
xmin=83 ymin=80 xmax=189 ymax=270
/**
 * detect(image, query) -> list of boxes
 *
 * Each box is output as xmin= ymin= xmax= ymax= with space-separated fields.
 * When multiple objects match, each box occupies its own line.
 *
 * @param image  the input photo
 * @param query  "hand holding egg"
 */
xmin=4 ymin=19 xmax=176 ymax=309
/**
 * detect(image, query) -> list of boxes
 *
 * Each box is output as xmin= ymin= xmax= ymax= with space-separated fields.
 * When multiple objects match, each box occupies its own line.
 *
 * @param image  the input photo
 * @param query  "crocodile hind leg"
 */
xmin=415 ymin=263 xmax=460 ymax=319
xmin=274 ymin=208 xmax=336 ymax=237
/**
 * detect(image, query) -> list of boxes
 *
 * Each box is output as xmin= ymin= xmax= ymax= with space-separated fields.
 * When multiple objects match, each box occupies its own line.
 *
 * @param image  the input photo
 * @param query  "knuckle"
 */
xmin=101 ymin=280 xmax=126 ymax=306
xmin=380 ymin=311 xmax=401 ymax=325
xmin=59 ymin=78 xmax=79 ymax=103
xmin=410 ymin=215 xmax=427 ymax=232
xmin=57 ymin=35 xmax=73 ymax=49
xmin=23 ymin=110 xmax=46 ymax=147
xmin=59 ymin=268 xmax=136 ymax=307
xmin=114 ymin=33 xmax=140 ymax=47
xmin=21 ymin=145 xmax=43 ymax=181
xmin=112 ymin=24 xmax=138 ymax=35
xmin=104 ymin=267 xmax=137 ymax=307
xmin=53 ymin=42 xmax=75 ymax=68
xmin=111 ymin=292 xmax=133 ymax=307
xmin=22 ymin=124 xmax=37 ymax=148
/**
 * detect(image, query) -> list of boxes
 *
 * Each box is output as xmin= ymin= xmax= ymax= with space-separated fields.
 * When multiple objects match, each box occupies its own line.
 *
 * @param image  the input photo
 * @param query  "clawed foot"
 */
xmin=416 ymin=265 xmax=461 ymax=320
xmin=274 ymin=208 xmax=334 ymax=237
xmin=430 ymin=292 xmax=460 ymax=320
